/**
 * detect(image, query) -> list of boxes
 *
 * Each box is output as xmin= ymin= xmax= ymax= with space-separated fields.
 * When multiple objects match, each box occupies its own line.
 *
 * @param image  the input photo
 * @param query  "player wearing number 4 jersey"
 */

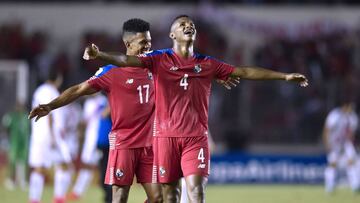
xmin=83 ymin=15 xmax=308 ymax=203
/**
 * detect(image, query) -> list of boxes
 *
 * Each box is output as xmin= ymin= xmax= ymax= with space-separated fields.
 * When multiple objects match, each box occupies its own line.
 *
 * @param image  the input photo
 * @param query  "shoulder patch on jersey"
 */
xmin=194 ymin=53 xmax=207 ymax=60
xmin=94 ymin=64 xmax=116 ymax=77
xmin=195 ymin=53 xmax=229 ymax=64
xmin=144 ymin=48 xmax=173 ymax=56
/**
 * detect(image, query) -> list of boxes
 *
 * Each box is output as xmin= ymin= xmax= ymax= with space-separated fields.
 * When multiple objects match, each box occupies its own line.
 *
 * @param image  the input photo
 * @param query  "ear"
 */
xmin=169 ymin=32 xmax=176 ymax=40
xmin=125 ymin=41 xmax=131 ymax=48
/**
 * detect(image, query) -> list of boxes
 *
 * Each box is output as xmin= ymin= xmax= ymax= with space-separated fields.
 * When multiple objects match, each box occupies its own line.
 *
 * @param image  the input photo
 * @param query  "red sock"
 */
xmin=53 ymin=197 xmax=66 ymax=203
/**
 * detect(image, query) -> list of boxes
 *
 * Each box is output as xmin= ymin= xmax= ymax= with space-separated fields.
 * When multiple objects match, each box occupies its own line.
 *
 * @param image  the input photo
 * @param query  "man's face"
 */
xmin=127 ymin=31 xmax=152 ymax=55
xmin=170 ymin=17 xmax=196 ymax=42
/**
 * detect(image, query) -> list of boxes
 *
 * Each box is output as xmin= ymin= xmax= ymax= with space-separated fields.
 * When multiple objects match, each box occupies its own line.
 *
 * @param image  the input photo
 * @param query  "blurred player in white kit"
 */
xmin=323 ymin=98 xmax=360 ymax=193
xmin=29 ymin=70 xmax=73 ymax=203
xmin=67 ymin=93 xmax=107 ymax=200
xmin=62 ymin=102 xmax=82 ymax=163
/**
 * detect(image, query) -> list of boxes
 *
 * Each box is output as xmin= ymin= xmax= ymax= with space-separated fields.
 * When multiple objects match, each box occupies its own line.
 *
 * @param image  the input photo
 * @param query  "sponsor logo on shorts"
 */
xmin=116 ymin=169 xmax=124 ymax=179
xmin=198 ymin=163 xmax=206 ymax=169
xmin=159 ymin=166 xmax=166 ymax=177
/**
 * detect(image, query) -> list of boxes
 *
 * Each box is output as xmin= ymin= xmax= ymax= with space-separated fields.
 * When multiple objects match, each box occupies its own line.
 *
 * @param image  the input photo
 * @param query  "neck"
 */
xmin=173 ymin=41 xmax=194 ymax=58
xmin=341 ymin=106 xmax=352 ymax=113
xmin=126 ymin=50 xmax=137 ymax=56
xmin=46 ymin=81 xmax=57 ymax=88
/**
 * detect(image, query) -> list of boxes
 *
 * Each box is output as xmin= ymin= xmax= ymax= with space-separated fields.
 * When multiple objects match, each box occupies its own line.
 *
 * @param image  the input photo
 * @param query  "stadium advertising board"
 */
xmin=210 ymin=153 xmax=326 ymax=184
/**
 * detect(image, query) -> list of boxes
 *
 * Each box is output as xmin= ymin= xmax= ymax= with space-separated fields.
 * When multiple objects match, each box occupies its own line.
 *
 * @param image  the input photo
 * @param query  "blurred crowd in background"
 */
xmin=0 ymin=5 xmax=360 ymax=151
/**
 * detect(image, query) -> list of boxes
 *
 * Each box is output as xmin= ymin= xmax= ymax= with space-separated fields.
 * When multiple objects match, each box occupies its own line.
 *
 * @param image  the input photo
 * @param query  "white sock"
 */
xmin=16 ymin=162 xmax=27 ymax=190
xmin=29 ymin=171 xmax=45 ymax=202
xmin=54 ymin=167 xmax=72 ymax=199
xmin=325 ymin=166 xmax=336 ymax=193
xmin=347 ymin=164 xmax=360 ymax=191
xmin=180 ymin=178 xmax=188 ymax=203
xmin=72 ymin=169 xmax=92 ymax=196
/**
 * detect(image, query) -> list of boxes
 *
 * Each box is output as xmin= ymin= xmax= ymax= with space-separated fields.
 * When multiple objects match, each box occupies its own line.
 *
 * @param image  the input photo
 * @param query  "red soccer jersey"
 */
xmin=139 ymin=49 xmax=235 ymax=138
xmin=88 ymin=65 xmax=154 ymax=149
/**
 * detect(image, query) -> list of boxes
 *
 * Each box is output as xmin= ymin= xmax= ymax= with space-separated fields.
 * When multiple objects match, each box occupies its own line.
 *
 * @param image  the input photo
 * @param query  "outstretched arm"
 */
xmin=83 ymin=43 xmax=145 ymax=68
xmin=231 ymin=66 xmax=308 ymax=87
xmin=28 ymin=82 xmax=98 ymax=121
xmin=216 ymin=77 xmax=240 ymax=90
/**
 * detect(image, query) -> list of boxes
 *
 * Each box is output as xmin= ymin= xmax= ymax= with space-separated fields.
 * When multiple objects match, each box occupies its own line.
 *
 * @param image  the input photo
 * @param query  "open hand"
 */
xmin=83 ymin=43 xmax=99 ymax=60
xmin=216 ymin=77 xmax=240 ymax=90
xmin=28 ymin=104 xmax=52 ymax=121
xmin=285 ymin=73 xmax=308 ymax=87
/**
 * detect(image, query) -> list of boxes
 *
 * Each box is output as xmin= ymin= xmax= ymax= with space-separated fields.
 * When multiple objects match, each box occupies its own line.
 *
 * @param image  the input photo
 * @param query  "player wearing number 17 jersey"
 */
xmin=29 ymin=19 xmax=163 ymax=203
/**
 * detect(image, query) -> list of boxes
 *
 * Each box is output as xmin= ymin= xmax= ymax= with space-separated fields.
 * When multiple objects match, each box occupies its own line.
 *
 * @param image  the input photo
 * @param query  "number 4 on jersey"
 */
xmin=180 ymin=74 xmax=189 ymax=90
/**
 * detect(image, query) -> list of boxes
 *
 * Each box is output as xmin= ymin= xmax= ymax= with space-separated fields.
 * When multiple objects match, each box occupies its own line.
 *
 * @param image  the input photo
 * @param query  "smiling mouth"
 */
xmin=184 ymin=29 xmax=194 ymax=35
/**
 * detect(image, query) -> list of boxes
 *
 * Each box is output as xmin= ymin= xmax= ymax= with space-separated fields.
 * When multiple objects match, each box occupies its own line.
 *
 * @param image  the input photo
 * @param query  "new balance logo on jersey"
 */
xmin=170 ymin=66 xmax=179 ymax=71
xmin=194 ymin=65 xmax=202 ymax=73
xmin=116 ymin=169 xmax=124 ymax=179
xmin=126 ymin=79 xmax=134 ymax=84
xmin=198 ymin=163 xmax=206 ymax=169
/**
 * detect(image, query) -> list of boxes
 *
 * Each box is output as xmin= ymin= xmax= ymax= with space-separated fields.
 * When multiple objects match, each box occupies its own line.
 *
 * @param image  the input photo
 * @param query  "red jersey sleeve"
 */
xmin=138 ymin=54 xmax=154 ymax=71
xmin=211 ymin=58 xmax=236 ymax=81
xmin=138 ymin=49 xmax=171 ymax=73
xmin=87 ymin=64 xmax=115 ymax=92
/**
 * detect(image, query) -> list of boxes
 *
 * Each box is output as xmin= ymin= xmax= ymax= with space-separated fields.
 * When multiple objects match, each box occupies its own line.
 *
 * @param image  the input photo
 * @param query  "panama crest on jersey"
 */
xmin=148 ymin=72 xmax=153 ymax=80
xmin=194 ymin=64 xmax=202 ymax=73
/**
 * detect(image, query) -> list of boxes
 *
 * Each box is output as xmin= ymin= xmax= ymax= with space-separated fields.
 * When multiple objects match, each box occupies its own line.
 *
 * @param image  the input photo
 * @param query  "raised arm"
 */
xmin=231 ymin=66 xmax=308 ymax=87
xmin=83 ymin=43 xmax=145 ymax=68
xmin=28 ymin=82 xmax=98 ymax=121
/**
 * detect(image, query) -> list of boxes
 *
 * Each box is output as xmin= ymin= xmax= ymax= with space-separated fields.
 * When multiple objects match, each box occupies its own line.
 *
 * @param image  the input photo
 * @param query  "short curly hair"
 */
xmin=122 ymin=18 xmax=150 ymax=34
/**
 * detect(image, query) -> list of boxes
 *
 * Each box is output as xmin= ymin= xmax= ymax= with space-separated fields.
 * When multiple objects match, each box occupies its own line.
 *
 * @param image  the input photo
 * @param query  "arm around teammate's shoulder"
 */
xmin=83 ymin=43 xmax=145 ymax=68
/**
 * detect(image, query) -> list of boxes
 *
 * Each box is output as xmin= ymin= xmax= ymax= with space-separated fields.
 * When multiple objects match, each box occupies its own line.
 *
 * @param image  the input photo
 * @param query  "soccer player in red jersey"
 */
xmin=29 ymin=19 xmax=163 ymax=203
xmin=83 ymin=15 xmax=308 ymax=203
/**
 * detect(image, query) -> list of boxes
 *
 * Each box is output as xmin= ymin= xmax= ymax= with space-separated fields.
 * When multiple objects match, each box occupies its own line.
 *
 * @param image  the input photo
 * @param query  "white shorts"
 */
xmin=65 ymin=133 xmax=79 ymax=159
xmin=29 ymin=133 xmax=72 ymax=168
xmin=80 ymin=131 xmax=100 ymax=165
xmin=327 ymin=141 xmax=357 ymax=164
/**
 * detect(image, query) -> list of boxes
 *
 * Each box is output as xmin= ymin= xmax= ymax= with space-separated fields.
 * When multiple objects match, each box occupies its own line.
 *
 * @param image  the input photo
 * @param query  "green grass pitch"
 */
xmin=2 ymin=184 xmax=360 ymax=203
